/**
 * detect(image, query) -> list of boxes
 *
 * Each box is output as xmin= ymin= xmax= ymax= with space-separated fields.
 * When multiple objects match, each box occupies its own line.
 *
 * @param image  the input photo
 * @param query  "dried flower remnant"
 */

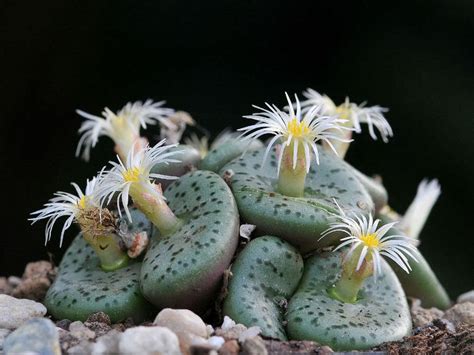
xmin=30 ymin=178 xmax=128 ymax=271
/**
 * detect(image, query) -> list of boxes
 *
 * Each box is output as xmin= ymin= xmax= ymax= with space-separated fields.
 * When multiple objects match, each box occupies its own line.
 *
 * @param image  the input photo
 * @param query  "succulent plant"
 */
xmin=348 ymin=167 xmax=388 ymax=213
xmin=44 ymin=231 xmax=153 ymax=323
xmin=200 ymin=136 xmax=263 ymax=172
xmin=216 ymin=93 xmax=378 ymax=253
xmin=29 ymin=90 xmax=452 ymax=353
xmin=286 ymin=250 xmax=411 ymax=351
xmin=390 ymin=249 xmax=451 ymax=310
xmin=140 ymin=170 xmax=239 ymax=312
xmin=95 ymin=141 xmax=240 ymax=312
xmin=219 ymin=146 xmax=374 ymax=253
xmin=223 ymin=236 xmax=304 ymax=340
xmin=151 ymin=144 xmax=201 ymax=189
xmin=76 ymin=99 xmax=175 ymax=162
xmin=299 ymin=88 xmax=392 ymax=158
xmin=223 ymin=194 xmax=416 ymax=349
xmin=31 ymin=182 xmax=154 ymax=322
xmin=377 ymin=180 xmax=451 ymax=309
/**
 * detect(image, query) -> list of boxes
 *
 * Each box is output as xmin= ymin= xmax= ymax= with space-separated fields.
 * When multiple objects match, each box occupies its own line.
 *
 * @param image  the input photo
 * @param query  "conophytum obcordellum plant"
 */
xmin=30 ymin=92 xmax=449 ymax=349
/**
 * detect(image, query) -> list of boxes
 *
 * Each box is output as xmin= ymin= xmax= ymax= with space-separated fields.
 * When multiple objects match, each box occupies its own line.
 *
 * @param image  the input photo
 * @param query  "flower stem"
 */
xmin=276 ymin=141 xmax=307 ymax=197
xmin=83 ymin=233 xmax=129 ymax=272
xmin=115 ymin=137 xmax=149 ymax=162
xmin=130 ymin=182 xmax=182 ymax=236
xmin=328 ymin=246 xmax=374 ymax=303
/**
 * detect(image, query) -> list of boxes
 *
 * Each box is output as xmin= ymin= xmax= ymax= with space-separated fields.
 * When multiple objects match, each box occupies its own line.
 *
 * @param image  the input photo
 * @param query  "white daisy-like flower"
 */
xmin=29 ymin=178 xmax=98 ymax=247
xmin=399 ymin=179 xmax=441 ymax=240
xmin=95 ymin=139 xmax=181 ymax=222
xmin=76 ymin=99 xmax=175 ymax=161
xmin=299 ymin=88 xmax=337 ymax=113
xmin=238 ymin=92 xmax=351 ymax=175
xmin=184 ymin=133 xmax=209 ymax=159
xmin=321 ymin=201 xmax=418 ymax=277
xmin=300 ymin=88 xmax=393 ymax=142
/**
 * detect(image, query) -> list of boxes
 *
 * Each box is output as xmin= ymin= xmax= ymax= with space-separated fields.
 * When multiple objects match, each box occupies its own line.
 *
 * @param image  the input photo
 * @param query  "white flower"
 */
xmin=76 ymin=99 xmax=174 ymax=161
xmin=399 ymin=179 xmax=441 ymax=240
xmin=184 ymin=129 xmax=240 ymax=158
xmin=184 ymin=133 xmax=209 ymax=158
xmin=95 ymin=139 xmax=181 ymax=222
xmin=29 ymin=178 xmax=98 ymax=246
xmin=321 ymin=200 xmax=418 ymax=277
xmin=299 ymin=88 xmax=337 ymax=113
xmin=301 ymin=88 xmax=393 ymax=142
xmin=238 ymin=92 xmax=351 ymax=175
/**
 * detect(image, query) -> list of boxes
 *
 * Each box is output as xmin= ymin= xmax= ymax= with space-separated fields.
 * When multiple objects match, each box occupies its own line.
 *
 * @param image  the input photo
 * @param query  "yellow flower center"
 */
xmin=335 ymin=104 xmax=355 ymax=128
xmin=288 ymin=118 xmax=311 ymax=138
xmin=360 ymin=233 xmax=380 ymax=248
xmin=123 ymin=167 xmax=142 ymax=182
xmin=112 ymin=115 xmax=126 ymax=127
xmin=77 ymin=196 xmax=87 ymax=210
xmin=337 ymin=103 xmax=355 ymax=119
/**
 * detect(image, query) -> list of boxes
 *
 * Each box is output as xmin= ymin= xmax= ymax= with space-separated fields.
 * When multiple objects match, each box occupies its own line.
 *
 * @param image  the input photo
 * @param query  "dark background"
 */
xmin=1 ymin=1 xmax=473 ymax=297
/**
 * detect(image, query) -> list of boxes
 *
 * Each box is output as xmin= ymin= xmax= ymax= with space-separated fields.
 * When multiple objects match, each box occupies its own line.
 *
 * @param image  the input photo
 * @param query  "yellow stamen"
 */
xmin=287 ymin=118 xmax=311 ymax=138
xmin=123 ymin=167 xmax=142 ymax=182
xmin=77 ymin=196 xmax=87 ymax=210
xmin=360 ymin=233 xmax=380 ymax=248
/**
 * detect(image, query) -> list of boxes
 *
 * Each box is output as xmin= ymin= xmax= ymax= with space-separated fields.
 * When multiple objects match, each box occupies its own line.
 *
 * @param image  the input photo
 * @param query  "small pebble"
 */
xmin=444 ymin=302 xmax=474 ymax=326
xmin=91 ymin=329 xmax=122 ymax=354
xmin=215 ymin=316 xmax=248 ymax=341
xmin=241 ymin=336 xmax=268 ymax=355
xmin=218 ymin=339 xmax=239 ymax=355
xmin=0 ymin=294 xmax=47 ymax=329
xmin=410 ymin=298 xmax=444 ymax=327
xmin=69 ymin=320 xmax=96 ymax=340
xmin=457 ymin=290 xmax=474 ymax=304
xmin=56 ymin=319 xmax=72 ymax=330
xmin=3 ymin=318 xmax=60 ymax=355
xmin=119 ymin=326 xmax=181 ymax=355
xmin=154 ymin=308 xmax=208 ymax=354
xmin=207 ymin=336 xmax=225 ymax=349
xmin=0 ymin=328 xmax=12 ymax=351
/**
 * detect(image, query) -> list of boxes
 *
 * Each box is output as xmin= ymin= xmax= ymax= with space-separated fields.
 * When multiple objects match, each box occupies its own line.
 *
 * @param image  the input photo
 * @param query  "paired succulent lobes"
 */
xmin=45 ymin=235 xmax=153 ymax=323
xmin=287 ymin=251 xmax=412 ymax=350
xmin=223 ymin=236 xmax=304 ymax=340
xmin=220 ymin=146 xmax=374 ymax=253
xmin=140 ymin=170 xmax=240 ymax=312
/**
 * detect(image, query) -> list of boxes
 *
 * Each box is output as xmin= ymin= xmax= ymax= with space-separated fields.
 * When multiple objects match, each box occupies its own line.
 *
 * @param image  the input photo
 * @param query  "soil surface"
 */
xmin=1 ymin=261 xmax=473 ymax=354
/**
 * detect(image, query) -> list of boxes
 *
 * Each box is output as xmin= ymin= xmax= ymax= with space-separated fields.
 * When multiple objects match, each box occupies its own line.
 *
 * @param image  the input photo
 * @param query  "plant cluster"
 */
xmin=30 ymin=91 xmax=450 ymax=350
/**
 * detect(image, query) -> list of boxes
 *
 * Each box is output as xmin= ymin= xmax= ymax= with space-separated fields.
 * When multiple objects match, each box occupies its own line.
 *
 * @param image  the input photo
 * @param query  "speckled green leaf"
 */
xmin=223 ymin=236 xmax=304 ymax=340
xmin=151 ymin=145 xmax=201 ymax=189
xmin=44 ymin=234 xmax=153 ymax=323
xmin=220 ymin=146 xmax=374 ymax=253
xmin=287 ymin=250 xmax=411 ymax=351
xmin=140 ymin=170 xmax=239 ymax=313
xmin=200 ymin=139 xmax=263 ymax=172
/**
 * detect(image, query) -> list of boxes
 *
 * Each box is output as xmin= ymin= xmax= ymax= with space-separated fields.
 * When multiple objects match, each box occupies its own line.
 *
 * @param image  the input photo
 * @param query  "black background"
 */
xmin=1 ymin=1 xmax=473 ymax=297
